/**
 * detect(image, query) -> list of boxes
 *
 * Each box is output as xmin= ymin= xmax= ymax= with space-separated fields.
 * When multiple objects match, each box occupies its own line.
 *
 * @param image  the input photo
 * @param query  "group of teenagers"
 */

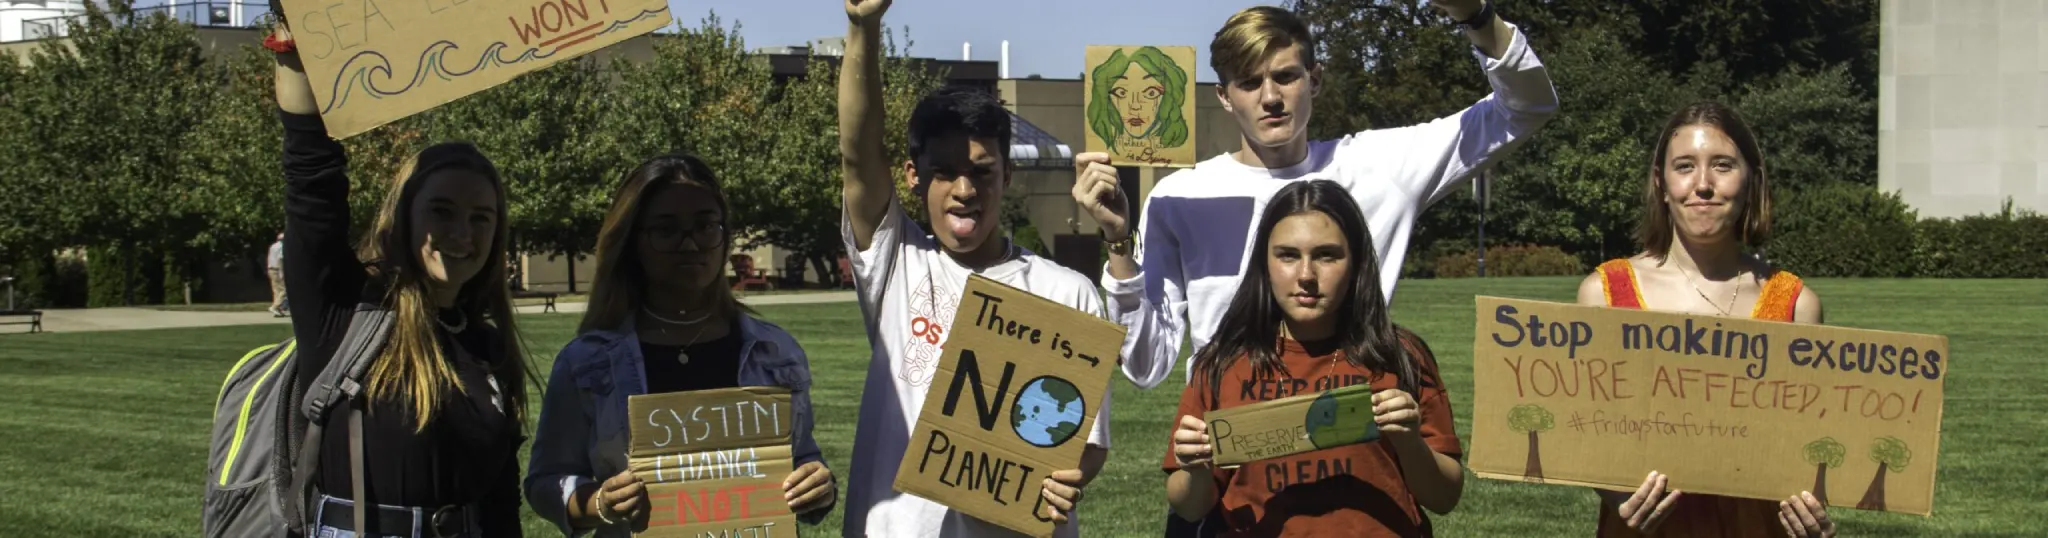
xmin=257 ymin=0 xmax=1844 ymax=536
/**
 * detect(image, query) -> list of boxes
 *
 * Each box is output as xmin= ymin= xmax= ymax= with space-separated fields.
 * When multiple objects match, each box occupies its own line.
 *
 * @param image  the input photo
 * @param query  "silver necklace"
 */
xmin=1676 ymin=264 xmax=1743 ymax=317
xmin=641 ymin=306 xmax=714 ymax=365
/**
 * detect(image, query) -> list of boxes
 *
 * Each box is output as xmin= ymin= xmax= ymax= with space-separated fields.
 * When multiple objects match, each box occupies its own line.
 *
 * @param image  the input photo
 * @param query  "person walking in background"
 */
xmin=268 ymin=231 xmax=288 ymax=317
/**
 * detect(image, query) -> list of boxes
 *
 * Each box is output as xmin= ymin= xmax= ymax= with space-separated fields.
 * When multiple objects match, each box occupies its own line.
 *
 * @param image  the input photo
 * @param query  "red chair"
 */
xmin=730 ymin=255 xmax=772 ymax=291
xmin=837 ymin=254 xmax=855 ymax=289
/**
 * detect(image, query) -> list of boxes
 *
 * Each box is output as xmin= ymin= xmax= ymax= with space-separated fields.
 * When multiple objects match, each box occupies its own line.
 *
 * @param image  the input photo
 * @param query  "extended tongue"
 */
xmin=947 ymin=213 xmax=979 ymax=237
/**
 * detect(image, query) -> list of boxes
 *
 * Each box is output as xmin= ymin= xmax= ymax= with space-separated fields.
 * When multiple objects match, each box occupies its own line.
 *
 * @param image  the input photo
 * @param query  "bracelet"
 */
xmin=1101 ymin=230 xmax=1135 ymax=257
xmin=1455 ymin=1 xmax=1496 ymax=30
xmin=261 ymin=31 xmax=296 ymax=54
xmin=594 ymin=489 xmax=620 ymax=525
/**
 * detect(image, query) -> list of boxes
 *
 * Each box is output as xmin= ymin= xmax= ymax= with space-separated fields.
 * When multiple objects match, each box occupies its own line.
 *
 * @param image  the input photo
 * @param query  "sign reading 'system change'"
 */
xmin=1469 ymin=297 xmax=1946 ymax=516
xmin=628 ymin=387 xmax=796 ymax=537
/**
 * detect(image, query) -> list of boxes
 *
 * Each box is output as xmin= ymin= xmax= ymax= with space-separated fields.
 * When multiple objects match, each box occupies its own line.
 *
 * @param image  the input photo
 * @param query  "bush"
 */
xmin=7 ymin=252 xmax=88 ymax=309
xmin=1768 ymin=181 xmax=1917 ymax=277
xmin=86 ymin=244 xmax=166 ymax=307
xmin=1913 ymin=204 xmax=2048 ymax=278
xmin=1432 ymin=244 xmax=1585 ymax=278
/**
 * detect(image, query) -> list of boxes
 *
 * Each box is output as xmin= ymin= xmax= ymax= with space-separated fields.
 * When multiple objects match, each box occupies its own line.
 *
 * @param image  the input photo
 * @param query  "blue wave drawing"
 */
xmin=319 ymin=6 xmax=672 ymax=114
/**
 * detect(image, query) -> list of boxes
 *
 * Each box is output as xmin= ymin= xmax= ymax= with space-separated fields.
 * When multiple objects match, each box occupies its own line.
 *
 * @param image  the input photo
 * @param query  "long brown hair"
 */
xmin=1190 ymin=180 xmax=1414 ymax=406
xmin=1636 ymin=101 xmax=1772 ymax=257
xmin=579 ymin=154 xmax=750 ymax=334
xmin=356 ymin=142 xmax=528 ymax=431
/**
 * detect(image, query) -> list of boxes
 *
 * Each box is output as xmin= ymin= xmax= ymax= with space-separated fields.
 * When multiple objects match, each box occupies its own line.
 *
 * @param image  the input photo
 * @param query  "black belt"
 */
xmin=316 ymin=496 xmax=472 ymax=538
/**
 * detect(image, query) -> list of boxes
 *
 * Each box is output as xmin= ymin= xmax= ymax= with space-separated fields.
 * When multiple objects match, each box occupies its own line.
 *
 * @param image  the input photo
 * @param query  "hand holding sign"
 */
xmin=1371 ymin=389 xmax=1423 ymax=437
xmin=782 ymin=461 xmax=837 ymax=515
xmin=1038 ymin=469 xmax=1087 ymax=524
xmin=1170 ymin=415 xmax=1215 ymax=469
xmin=1070 ymin=152 xmax=1131 ymax=240
xmin=592 ymin=470 xmax=650 ymax=532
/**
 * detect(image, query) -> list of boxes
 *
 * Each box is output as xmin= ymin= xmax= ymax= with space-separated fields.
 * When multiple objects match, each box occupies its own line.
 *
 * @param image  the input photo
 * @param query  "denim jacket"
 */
xmin=524 ymin=315 xmax=825 ymax=537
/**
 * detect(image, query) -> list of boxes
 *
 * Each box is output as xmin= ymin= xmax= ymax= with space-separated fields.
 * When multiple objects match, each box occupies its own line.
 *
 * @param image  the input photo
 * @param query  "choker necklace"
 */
xmin=642 ymin=306 xmax=712 ymax=326
xmin=436 ymin=311 xmax=468 ymax=334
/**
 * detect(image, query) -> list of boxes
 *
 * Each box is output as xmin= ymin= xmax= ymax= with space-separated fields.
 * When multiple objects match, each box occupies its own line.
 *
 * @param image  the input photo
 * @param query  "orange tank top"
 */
xmin=1592 ymin=259 xmax=1803 ymax=537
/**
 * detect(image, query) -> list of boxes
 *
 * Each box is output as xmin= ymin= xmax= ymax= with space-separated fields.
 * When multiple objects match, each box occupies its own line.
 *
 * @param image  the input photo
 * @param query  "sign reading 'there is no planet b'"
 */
xmin=893 ymin=275 xmax=1125 ymax=537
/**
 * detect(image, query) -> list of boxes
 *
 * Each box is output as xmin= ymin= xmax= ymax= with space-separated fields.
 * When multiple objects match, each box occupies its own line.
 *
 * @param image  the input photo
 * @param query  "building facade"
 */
xmin=1880 ymin=0 xmax=2048 ymax=218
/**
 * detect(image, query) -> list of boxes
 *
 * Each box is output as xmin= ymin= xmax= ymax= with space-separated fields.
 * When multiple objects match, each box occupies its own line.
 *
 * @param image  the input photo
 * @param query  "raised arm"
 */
xmin=1363 ymin=5 xmax=1558 ymax=209
xmin=839 ymin=0 xmax=893 ymax=250
xmin=272 ymin=24 xmax=363 ymax=391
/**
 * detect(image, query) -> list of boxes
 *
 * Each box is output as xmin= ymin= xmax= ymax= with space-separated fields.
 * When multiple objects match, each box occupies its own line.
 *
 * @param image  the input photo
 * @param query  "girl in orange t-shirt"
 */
xmin=1162 ymin=180 xmax=1465 ymax=537
xmin=1574 ymin=101 xmax=1834 ymax=538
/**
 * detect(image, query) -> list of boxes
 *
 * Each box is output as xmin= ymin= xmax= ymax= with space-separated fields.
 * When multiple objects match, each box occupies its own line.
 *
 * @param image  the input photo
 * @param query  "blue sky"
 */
xmin=660 ymin=0 xmax=1251 ymax=82
xmin=153 ymin=0 xmax=1250 ymax=81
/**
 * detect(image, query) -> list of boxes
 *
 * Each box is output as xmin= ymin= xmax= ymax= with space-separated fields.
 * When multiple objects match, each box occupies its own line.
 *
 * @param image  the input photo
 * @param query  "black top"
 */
xmin=280 ymin=110 xmax=522 ymax=536
xmin=640 ymin=320 xmax=746 ymax=394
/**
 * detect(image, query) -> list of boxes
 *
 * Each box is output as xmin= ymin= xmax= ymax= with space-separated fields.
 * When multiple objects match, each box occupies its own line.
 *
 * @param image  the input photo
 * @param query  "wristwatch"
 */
xmin=1102 ymin=231 xmax=1136 ymax=257
xmin=1455 ymin=1 xmax=1496 ymax=30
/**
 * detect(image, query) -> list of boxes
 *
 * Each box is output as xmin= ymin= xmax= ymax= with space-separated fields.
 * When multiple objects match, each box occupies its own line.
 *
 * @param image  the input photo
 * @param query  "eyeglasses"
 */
xmin=641 ymin=221 xmax=725 ymax=248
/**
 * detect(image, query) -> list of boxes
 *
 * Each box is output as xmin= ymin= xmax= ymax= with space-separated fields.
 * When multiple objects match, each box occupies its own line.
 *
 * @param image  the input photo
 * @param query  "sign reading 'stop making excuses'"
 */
xmin=1469 ymin=297 xmax=1947 ymax=516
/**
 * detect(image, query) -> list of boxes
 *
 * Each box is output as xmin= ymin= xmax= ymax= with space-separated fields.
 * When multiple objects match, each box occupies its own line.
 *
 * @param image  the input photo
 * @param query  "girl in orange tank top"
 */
xmin=1591 ymin=259 xmax=1804 ymax=538
xmin=1577 ymin=101 xmax=1834 ymax=538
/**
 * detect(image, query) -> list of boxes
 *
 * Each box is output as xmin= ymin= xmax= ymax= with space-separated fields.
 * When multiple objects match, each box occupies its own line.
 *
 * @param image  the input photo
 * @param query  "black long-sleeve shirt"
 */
xmin=280 ymin=110 xmax=522 ymax=536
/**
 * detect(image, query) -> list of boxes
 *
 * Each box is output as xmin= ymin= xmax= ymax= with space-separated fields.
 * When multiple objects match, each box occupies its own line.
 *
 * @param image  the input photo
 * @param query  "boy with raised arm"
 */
xmin=1073 ymin=1 xmax=1560 ymax=389
xmin=839 ymin=1 xmax=1106 ymax=536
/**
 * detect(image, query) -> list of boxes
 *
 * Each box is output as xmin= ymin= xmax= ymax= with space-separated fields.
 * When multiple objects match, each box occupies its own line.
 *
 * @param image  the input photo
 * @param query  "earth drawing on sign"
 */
xmin=1010 ymin=376 xmax=1086 ymax=448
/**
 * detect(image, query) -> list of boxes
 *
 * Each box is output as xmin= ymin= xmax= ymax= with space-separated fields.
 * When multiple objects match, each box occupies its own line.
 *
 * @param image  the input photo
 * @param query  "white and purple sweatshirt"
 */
xmin=1109 ymin=24 xmax=1560 ymax=389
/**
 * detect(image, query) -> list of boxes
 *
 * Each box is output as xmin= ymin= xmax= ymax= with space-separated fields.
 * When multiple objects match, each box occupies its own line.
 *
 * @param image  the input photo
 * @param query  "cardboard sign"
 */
xmin=277 ymin=0 xmax=670 ymax=138
xmin=892 ymin=274 xmax=1126 ymax=537
xmin=1205 ymin=383 xmax=1381 ymax=467
xmin=1083 ymin=45 xmax=1198 ymax=167
xmin=1469 ymin=297 xmax=1946 ymax=516
xmin=628 ymin=387 xmax=798 ymax=538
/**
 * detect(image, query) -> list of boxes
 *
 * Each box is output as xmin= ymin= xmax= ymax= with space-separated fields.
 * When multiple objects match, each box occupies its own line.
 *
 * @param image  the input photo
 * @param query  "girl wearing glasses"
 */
xmin=524 ymin=154 xmax=837 ymax=535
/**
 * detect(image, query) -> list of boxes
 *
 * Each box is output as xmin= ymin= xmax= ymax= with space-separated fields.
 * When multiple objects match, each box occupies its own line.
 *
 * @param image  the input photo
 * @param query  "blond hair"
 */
xmin=1210 ymin=6 xmax=1317 ymax=84
xmin=356 ymin=142 xmax=529 ymax=431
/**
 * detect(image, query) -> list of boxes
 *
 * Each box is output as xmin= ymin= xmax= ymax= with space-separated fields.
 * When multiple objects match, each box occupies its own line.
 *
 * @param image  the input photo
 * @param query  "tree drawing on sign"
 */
xmin=1507 ymin=404 xmax=1555 ymax=482
xmin=1087 ymin=46 xmax=1190 ymax=161
xmin=1857 ymin=436 xmax=1911 ymax=511
xmin=1802 ymin=437 xmax=1846 ymax=506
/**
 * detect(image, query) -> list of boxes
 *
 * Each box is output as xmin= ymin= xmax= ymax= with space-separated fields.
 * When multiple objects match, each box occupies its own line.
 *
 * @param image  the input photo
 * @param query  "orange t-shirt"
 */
xmin=1593 ymin=259 xmax=1803 ymax=538
xmin=1162 ymin=333 xmax=1461 ymax=538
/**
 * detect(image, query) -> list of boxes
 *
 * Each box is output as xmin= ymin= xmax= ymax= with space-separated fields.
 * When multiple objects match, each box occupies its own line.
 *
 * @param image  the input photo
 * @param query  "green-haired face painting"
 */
xmin=1088 ymin=46 xmax=1191 ymax=162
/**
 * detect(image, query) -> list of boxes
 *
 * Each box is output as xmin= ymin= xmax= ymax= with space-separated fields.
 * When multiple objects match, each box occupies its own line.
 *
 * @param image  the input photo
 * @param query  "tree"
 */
xmin=1803 ymin=437 xmax=1847 ymax=506
xmin=178 ymin=44 xmax=285 ymax=290
xmin=1507 ymin=404 xmax=1554 ymax=482
xmin=1858 ymin=436 xmax=1911 ymax=511
xmin=717 ymin=27 xmax=946 ymax=286
xmin=427 ymin=56 xmax=620 ymax=292
xmin=11 ymin=0 xmax=211 ymax=305
xmin=1733 ymin=66 xmax=1876 ymax=190
xmin=1288 ymin=0 xmax=1880 ymax=267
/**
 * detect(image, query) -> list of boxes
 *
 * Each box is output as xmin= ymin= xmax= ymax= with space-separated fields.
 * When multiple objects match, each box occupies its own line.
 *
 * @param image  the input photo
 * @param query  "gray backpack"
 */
xmin=203 ymin=304 xmax=393 ymax=538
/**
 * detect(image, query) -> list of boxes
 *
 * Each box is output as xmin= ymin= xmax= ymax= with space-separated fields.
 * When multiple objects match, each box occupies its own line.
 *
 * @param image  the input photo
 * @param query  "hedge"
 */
xmin=1431 ymin=244 xmax=1585 ymax=278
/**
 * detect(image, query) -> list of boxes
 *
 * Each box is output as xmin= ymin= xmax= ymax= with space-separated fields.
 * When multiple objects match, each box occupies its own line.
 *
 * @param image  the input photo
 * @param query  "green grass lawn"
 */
xmin=2 ymin=278 xmax=2041 ymax=536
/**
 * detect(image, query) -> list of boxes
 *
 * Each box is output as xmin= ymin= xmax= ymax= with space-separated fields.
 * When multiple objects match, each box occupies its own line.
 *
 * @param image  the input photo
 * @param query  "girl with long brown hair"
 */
xmin=1163 ymin=180 xmax=1465 ymax=537
xmin=525 ymin=155 xmax=835 ymax=535
xmin=267 ymin=20 xmax=531 ymax=538
xmin=1579 ymin=100 xmax=1832 ymax=538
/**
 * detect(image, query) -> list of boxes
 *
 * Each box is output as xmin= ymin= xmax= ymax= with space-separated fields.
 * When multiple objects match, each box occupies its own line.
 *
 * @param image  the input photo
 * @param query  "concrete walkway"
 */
xmin=12 ymin=291 xmax=857 ymax=334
